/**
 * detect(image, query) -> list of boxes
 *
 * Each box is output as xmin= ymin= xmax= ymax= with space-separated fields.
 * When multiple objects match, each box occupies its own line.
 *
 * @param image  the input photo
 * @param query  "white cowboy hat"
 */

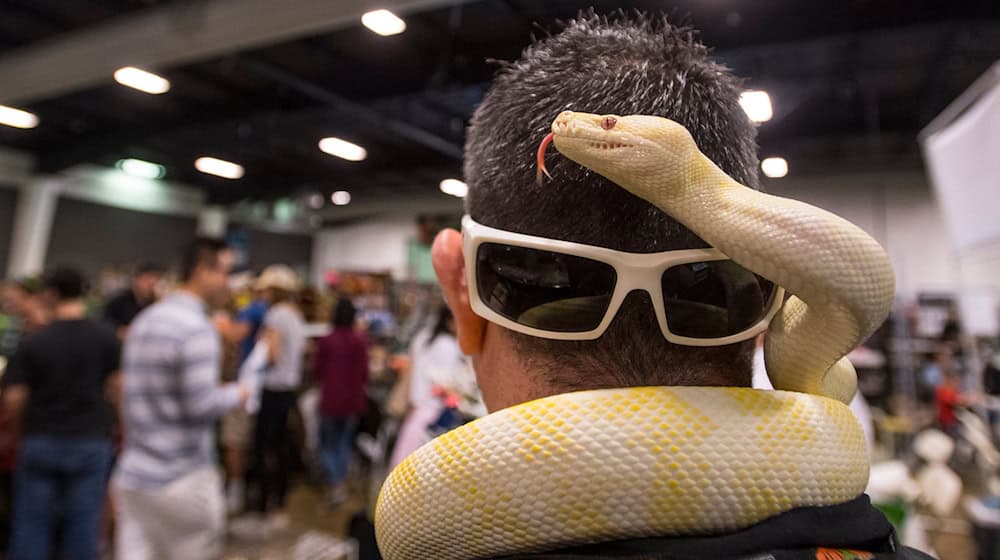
xmin=254 ymin=265 xmax=300 ymax=292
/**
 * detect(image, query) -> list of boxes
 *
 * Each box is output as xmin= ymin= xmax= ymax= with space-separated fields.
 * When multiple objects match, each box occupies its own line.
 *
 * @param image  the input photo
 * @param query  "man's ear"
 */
xmin=432 ymin=228 xmax=487 ymax=355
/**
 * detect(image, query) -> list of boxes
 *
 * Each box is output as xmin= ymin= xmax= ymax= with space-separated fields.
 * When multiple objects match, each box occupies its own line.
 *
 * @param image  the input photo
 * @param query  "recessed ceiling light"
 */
xmin=761 ymin=157 xmax=788 ymax=178
xmin=116 ymin=158 xmax=165 ymax=180
xmin=331 ymin=190 xmax=352 ymax=206
xmin=195 ymin=156 xmax=244 ymax=179
xmin=440 ymin=178 xmax=468 ymax=198
xmin=114 ymin=66 xmax=171 ymax=95
xmin=308 ymin=193 xmax=325 ymax=209
xmin=362 ymin=9 xmax=406 ymax=36
xmin=319 ymin=137 xmax=367 ymax=162
xmin=739 ymin=90 xmax=772 ymax=123
xmin=0 ymin=105 xmax=39 ymax=129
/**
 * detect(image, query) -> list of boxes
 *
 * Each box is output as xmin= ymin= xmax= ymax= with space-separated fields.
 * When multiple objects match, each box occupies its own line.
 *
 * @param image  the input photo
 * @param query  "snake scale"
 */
xmin=375 ymin=111 xmax=896 ymax=560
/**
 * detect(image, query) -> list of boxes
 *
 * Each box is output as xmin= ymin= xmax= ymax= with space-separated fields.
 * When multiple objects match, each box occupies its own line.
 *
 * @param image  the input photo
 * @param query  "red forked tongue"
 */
xmin=536 ymin=132 xmax=554 ymax=186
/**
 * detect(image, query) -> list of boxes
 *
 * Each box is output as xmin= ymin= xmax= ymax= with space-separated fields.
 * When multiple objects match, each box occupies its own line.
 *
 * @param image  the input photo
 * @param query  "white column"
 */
xmin=198 ymin=205 xmax=229 ymax=238
xmin=6 ymin=179 xmax=59 ymax=278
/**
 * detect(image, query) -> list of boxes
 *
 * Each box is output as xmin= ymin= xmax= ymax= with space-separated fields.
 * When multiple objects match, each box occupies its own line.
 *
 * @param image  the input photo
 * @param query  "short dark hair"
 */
xmin=332 ymin=298 xmax=357 ymax=328
xmin=464 ymin=13 xmax=759 ymax=389
xmin=43 ymin=267 xmax=87 ymax=300
xmin=180 ymin=237 xmax=229 ymax=283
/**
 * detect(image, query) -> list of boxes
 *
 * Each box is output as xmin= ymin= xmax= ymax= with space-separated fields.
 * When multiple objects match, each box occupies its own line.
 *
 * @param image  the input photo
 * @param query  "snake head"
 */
xmin=545 ymin=111 xmax=698 ymax=194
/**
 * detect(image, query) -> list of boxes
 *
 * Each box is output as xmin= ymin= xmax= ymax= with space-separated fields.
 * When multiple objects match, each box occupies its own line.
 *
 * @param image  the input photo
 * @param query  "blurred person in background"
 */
xmin=113 ymin=238 xmax=249 ymax=560
xmin=233 ymin=282 xmax=269 ymax=366
xmin=0 ymin=279 xmax=49 ymax=353
xmin=0 ymin=281 xmax=30 ymax=359
xmin=214 ymin=280 xmax=269 ymax=515
xmin=937 ymin=368 xmax=974 ymax=438
xmin=314 ymin=298 xmax=368 ymax=506
xmin=2 ymin=267 xmax=120 ymax=560
xmin=921 ymin=345 xmax=956 ymax=398
xmin=389 ymin=306 xmax=462 ymax=468
xmin=243 ymin=265 xmax=305 ymax=532
xmin=0 ymin=280 xmax=39 ymax=556
xmin=102 ymin=263 xmax=165 ymax=340
xmin=100 ymin=263 xmax=164 ymax=545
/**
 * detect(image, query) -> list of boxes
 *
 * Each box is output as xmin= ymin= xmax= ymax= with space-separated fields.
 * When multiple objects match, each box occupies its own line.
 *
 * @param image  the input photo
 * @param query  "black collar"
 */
xmin=501 ymin=495 xmax=909 ymax=560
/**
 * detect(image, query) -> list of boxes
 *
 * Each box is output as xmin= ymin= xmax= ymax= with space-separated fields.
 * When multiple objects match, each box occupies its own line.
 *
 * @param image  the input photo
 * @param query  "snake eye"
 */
xmin=601 ymin=116 xmax=617 ymax=130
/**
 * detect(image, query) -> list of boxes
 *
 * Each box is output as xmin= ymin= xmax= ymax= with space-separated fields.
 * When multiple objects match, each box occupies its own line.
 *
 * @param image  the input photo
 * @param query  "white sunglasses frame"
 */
xmin=462 ymin=215 xmax=784 ymax=346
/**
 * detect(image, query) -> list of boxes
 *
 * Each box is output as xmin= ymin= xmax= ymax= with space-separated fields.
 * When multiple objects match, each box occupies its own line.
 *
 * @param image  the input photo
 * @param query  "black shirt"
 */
xmin=5 ymin=318 xmax=120 ymax=437
xmin=103 ymin=289 xmax=147 ymax=329
xmin=507 ymin=495 xmax=932 ymax=560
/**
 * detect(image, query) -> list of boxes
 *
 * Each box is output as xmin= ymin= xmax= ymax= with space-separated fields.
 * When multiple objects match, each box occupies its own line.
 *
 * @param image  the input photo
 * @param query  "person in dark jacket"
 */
xmin=384 ymin=12 xmax=931 ymax=560
xmin=314 ymin=299 xmax=369 ymax=505
xmin=102 ymin=263 xmax=164 ymax=339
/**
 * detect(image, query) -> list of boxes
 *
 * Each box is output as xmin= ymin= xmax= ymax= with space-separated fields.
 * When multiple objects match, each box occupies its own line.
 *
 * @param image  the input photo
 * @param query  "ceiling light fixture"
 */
xmin=440 ymin=178 xmax=468 ymax=198
xmin=195 ymin=156 xmax=244 ymax=179
xmin=0 ymin=105 xmax=39 ymax=129
xmin=319 ymin=137 xmax=367 ymax=161
xmin=308 ymin=193 xmax=325 ymax=209
xmin=761 ymin=157 xmax=788 ymax=178
xmin=116 ymin=158 xmax=166 ymax=180
xmin=362 ymin=9 xmax=406 ymax=36
xmin=331 ymin=191 xmax=352 ymax=206
xmin=114 ymin=66 xmax=171 ymax=95
xmin=739 ymin=90 xmax=773 ymax=123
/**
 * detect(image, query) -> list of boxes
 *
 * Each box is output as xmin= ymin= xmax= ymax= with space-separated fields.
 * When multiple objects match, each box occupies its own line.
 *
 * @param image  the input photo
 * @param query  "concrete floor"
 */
xmin=223 ymin=485 xmax=362 ymax=560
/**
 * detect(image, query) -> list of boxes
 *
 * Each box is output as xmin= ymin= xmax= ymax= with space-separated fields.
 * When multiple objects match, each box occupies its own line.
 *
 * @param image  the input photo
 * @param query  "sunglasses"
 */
xmin=462 ymin=216 xmax=784 ymax=346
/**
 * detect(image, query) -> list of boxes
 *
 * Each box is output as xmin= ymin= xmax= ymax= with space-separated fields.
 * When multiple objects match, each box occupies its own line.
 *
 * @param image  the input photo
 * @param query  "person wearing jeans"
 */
xmin=320 ymin=416 xmax=359 ymax=491
xmin=314 ymin=299 xmax=369 ymax=505
xmin=2 ymin=267 xmax=120 ymax=560
xmin=11 ymin=437 xmax=112 ymax=559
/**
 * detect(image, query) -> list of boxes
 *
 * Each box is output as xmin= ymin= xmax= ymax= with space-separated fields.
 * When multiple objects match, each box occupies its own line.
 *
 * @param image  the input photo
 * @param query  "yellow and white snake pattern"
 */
xmin=375 ymin=112 xmax=895 ymax=560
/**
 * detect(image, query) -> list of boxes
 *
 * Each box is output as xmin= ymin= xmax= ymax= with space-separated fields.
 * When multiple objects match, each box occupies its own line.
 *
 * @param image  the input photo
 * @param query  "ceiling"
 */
xmin=0 ymin=0 xmax=998 ymax=221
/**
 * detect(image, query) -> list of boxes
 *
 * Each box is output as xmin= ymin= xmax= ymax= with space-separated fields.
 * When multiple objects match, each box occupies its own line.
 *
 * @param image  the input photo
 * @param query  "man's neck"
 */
xmin=54 ymin=299 xmax=87 ymax=320
xmin=178 ymin=285 xmax=206 ymax=304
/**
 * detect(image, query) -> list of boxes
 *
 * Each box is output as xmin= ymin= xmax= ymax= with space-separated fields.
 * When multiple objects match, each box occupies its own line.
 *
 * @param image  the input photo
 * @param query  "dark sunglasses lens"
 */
xmin=661 ymin=260 xmax=775 ymax=339
xmin=476 ymin=243 xmax=617 ymax=333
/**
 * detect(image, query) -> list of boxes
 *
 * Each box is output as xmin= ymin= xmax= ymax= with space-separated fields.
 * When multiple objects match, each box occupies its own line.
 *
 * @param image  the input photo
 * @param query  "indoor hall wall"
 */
xmin=765 ymin=169 xmax=958 ymax=298
xmin=233 ymin=225 xmax=314 ymax=277
xmin=312 ymin=215 xmax=416 ymax=285
xmin=46 ymin=197 xmax=198 ymax=278
xmin=0 ymin=185 xmax=18 ymax=277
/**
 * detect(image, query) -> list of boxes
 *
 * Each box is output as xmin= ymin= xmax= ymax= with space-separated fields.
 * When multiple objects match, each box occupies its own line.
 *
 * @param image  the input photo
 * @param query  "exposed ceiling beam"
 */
xmin=0 ymin=0 xmax=476 ymax=105
xmin=238 ymin=58 xmax=464 ymax=160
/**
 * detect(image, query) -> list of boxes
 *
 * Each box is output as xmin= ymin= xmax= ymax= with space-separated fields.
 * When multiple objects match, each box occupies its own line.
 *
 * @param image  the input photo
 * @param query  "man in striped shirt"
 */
xmin=113 ymin=237 xmax=249 ymax=560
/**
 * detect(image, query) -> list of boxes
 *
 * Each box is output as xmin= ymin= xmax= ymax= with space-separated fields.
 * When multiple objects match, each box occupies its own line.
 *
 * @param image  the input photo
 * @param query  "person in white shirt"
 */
xmin=246 ymin=265 xmax=305 ymax=532
xmin=390 ymin=307 xmax=464 ymax=468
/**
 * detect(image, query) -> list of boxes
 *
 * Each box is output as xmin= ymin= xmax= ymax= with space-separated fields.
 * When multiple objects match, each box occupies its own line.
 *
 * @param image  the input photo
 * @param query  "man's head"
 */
xmin=180 ymin=237 xmax=233 ymax=307
xmin=132 ymin=263 xmax=165 ymax=303
xmin=332 ymin=298 xmax=357 ymax=328
xmin=433 ymin=14 xmax=760 ymax=410
xmin=43 ymin=267 xmax=88 ymax=303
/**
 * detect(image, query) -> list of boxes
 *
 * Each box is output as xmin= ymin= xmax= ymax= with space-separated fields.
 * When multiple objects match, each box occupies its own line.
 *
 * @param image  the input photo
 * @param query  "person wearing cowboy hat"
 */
xmin=244 ymin=265 xmax=306 ymax=534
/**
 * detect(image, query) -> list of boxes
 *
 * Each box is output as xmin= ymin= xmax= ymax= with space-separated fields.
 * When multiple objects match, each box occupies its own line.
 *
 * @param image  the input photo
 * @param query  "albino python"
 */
xmin=375 ymin=111 xmax=896 ymax=560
